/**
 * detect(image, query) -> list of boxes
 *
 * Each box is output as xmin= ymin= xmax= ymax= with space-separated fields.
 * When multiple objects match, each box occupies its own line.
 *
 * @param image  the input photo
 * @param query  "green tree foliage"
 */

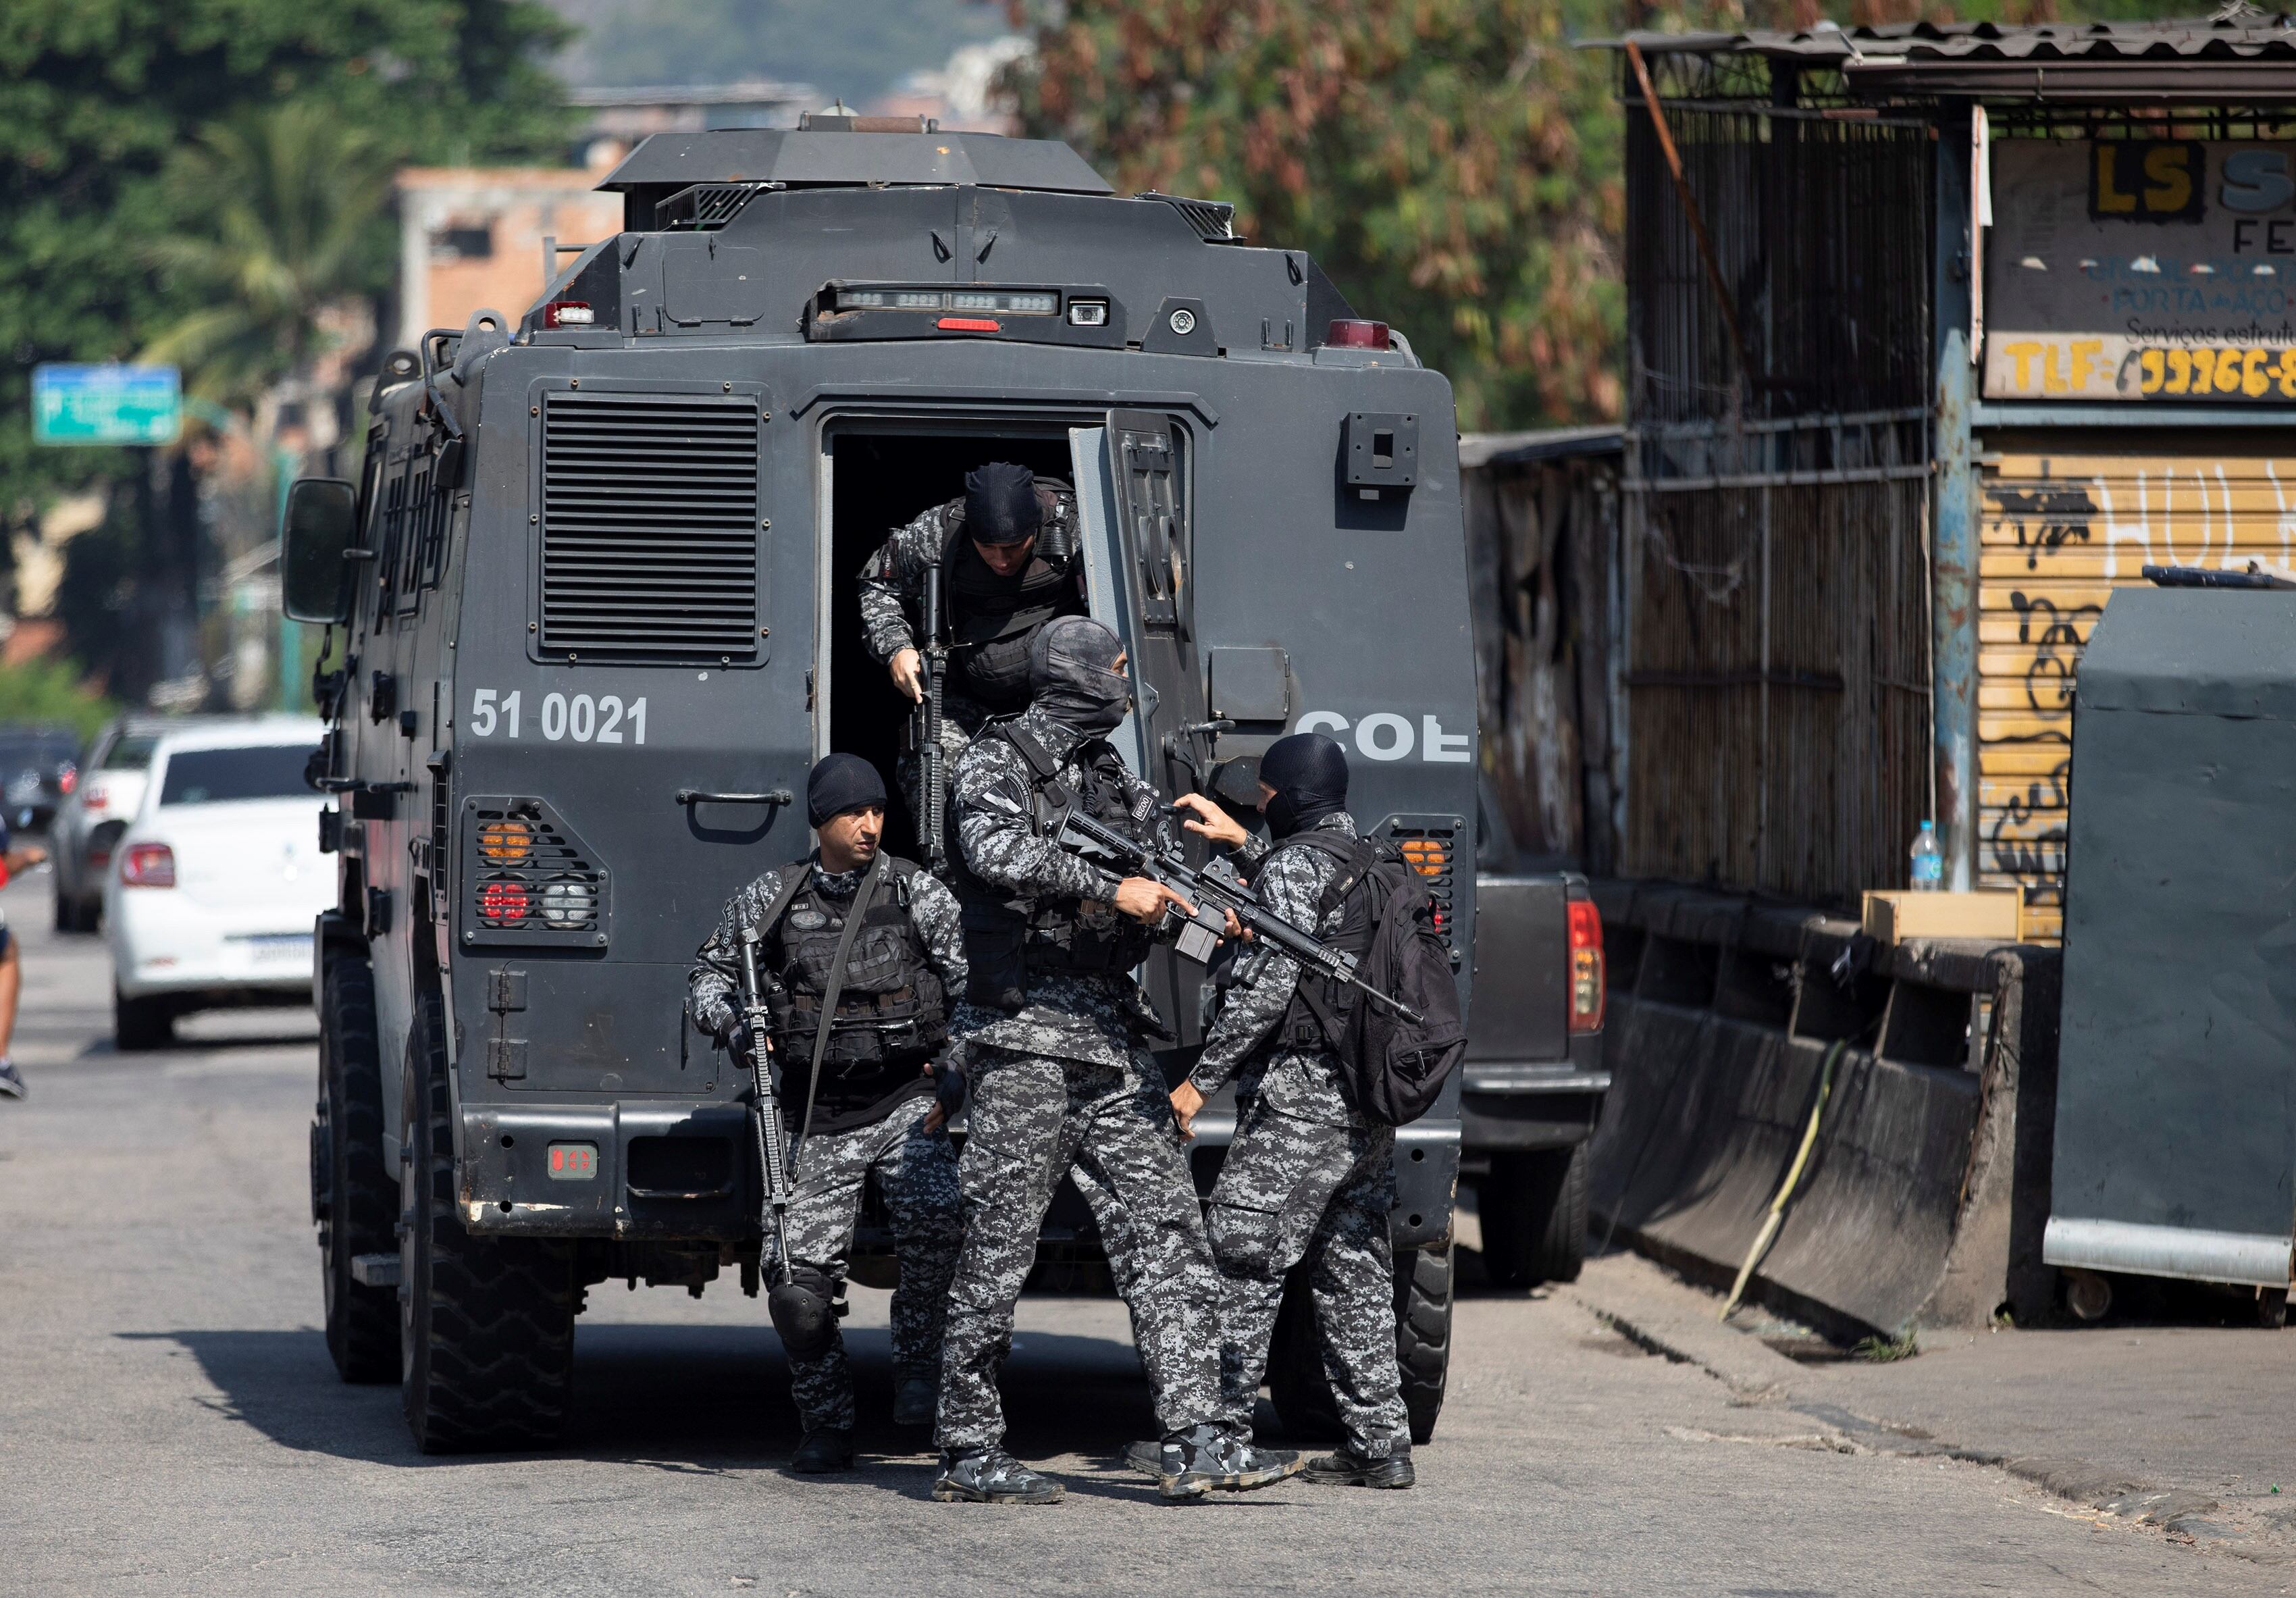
xmin=0 ymin=1 xmax=573 ymax=532
xmin=1008 ymin=0 xmax=1626 ymax=430
xmin=0 ymin=657 xmax=118 ymax=742
xmin=144 ymin=105 xmax=398 ymax=411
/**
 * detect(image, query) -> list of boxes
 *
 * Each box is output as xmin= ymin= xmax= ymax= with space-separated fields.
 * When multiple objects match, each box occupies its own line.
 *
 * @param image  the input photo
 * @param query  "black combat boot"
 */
xmin=1155 ymin=1425 xmax=1305 ymax=1501
xmin=791 ymin=1427 xmax=855 ymax=1474
xmin=891 ymin=1374 xmax=937 ymax=1428
xmin=1303 ymin=1446 xmax=1415 ymax=1489
xmin=933 ymin=1447 xmax=1064 ymax=1504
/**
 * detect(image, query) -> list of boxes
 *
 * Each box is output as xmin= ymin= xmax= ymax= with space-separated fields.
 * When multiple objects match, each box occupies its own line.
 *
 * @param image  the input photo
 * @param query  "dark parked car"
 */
xmin=0 ymin=726 xmax=80 ymax=834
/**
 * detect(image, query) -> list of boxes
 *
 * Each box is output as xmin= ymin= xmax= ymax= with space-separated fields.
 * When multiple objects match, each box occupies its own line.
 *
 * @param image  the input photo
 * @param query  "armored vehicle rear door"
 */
xmin=1070 ymin=411 xmax=1216 ymax=1047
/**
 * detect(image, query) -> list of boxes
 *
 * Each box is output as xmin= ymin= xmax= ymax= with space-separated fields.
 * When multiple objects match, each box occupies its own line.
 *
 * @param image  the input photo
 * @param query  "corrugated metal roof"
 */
xmin=1589 ymin=13 xmax=2296 ymax=99
xmin=1594 ymin=14 xmax=2296 ymax=62
xmin=1459 ymin=427 xmax=1625 ymax=469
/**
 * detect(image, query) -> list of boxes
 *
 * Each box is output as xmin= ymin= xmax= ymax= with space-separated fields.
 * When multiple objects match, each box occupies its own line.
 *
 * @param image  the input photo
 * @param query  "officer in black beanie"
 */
xmin=689 ymin=752 xmax=970 ymax=1474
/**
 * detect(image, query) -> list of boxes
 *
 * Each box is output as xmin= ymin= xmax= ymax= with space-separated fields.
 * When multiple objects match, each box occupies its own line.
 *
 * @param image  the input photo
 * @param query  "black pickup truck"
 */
xmin=1461 ymin=783 xmax=1608 ymax=1286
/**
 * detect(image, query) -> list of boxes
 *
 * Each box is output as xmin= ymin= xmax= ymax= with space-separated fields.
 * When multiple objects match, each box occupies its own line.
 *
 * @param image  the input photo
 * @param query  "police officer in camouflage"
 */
xmin=689 ymin=754 xmax=968 ymax=1475
xmin=1169 ymin=733 xmax=1417 ymax=1489
xmin=931 ymin=616 xmax=1298 ymax=1504
xmin=856 ymin=461 xmax=1086 ymax=855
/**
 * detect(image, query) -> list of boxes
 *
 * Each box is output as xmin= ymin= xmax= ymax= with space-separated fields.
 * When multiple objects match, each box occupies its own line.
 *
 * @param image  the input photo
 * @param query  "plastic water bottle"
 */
xmin=1909 ymin=820 xmax=1943 ymax=892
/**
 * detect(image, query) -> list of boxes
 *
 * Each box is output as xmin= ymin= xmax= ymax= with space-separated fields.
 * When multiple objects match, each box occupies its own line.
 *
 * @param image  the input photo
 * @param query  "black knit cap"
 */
xmin=807 ymin=752 xmax=887 ymax=827
xmin=964 ymin=462 xmax=1041 ymax=546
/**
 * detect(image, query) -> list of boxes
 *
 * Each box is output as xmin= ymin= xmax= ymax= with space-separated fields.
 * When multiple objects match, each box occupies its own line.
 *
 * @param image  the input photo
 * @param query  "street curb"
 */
xmin=1568 ymin=1256 xmax=2289 ymax=1562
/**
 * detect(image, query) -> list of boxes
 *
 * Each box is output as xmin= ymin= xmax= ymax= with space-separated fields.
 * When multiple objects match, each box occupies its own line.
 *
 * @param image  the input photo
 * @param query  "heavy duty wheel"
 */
xmin=315 ymin=953 xmax=399 ymax=1382
xmin=400 ymin=989 xmax=577 ymax=1452
xmin=1268 ymin=1241 xmax=1455 ymax=1448
xmin=112 ymin=987 xmax=172 ymax=1051
xmin=1478 ymin=1143 xmax=1589 ymax=1289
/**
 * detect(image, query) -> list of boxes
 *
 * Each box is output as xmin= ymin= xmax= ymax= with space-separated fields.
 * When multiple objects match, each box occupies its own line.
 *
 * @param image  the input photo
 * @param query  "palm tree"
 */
xmin=142 ymin=101 xmax=395 ymax=446
xmin=140 ymin=102 xmax=396 ymax=711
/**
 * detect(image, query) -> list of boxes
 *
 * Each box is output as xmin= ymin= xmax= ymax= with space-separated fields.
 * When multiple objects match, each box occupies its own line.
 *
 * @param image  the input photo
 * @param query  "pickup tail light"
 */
xmin=57 ymin=767 xmax=76 ymax=796
xmin=1567 ymin=897 xmax=1605 ymax=1033
xmin=121 ymin=842 xmax=176 ymax=889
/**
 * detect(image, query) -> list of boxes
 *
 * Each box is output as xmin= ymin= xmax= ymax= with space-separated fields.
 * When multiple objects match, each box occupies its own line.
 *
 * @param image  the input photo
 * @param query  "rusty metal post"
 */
xmin=1931 ymin=105 xmax=1981 ymax=892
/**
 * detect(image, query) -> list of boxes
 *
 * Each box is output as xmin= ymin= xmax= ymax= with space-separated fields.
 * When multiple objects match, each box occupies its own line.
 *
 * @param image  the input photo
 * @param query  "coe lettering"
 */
xmin=1295 ymin=710 xmax=1472 ymax=764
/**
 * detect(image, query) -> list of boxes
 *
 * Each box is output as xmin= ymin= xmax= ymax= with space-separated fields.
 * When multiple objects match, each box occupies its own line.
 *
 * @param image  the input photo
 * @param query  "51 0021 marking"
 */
xmin=468 ymin=689 xmax=649 ymax=744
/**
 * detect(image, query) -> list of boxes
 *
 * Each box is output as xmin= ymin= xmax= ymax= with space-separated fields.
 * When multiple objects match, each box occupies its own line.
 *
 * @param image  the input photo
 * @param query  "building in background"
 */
xmin=394 ymin=167 xmax=625 ymax=352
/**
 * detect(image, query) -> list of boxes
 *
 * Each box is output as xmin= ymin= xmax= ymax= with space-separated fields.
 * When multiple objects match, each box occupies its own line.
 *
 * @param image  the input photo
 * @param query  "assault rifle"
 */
xmin=737 ymin=926 xmax=795 ymax=1276
xmin=912 ymin=565 xmax=949 ymax=870
xmin=1052 ymin=808 xmax=1425 ymax=1025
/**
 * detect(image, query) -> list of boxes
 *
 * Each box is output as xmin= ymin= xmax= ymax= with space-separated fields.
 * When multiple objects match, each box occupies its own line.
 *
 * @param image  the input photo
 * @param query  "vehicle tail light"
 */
xmin=477 ymin=876 xmax=531 ymax=925
xmin=121 ymin=842 xmax=176 ymax=888
xmin=57 ymin=767 xmax=76 ymax=796
xmin=1325 ymin=318 xmax=1392 ymax=349
xmin=937 ymin=317 xmax=1000 ymax=332
xmin=1567 ymin=897 xmax=1606 ymax=1033
xmin=541 ymin=300 xmax=594 ymax=328
xmin=85 ymin=788 xmax=107 ymax=813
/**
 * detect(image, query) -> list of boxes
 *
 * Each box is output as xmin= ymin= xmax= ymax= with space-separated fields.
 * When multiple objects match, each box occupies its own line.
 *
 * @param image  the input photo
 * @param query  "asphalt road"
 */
xmin=1 ymin=871 xmax=2282 ymax=1596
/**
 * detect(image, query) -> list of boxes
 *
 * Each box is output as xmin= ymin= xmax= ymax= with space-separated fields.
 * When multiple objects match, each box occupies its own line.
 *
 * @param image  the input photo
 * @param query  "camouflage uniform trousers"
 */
xmin=1206 ymin=1088 xmax=1412 ymax=1460
xmin=766 ymin=1093 xmax=962 ymax=1434
xmin=935 ymin=1043 xmax=1222 ymax=1452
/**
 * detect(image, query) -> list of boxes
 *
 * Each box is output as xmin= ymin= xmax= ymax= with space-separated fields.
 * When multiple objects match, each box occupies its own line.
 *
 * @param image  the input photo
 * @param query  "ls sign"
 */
xmin=1296 ymin=711 xmax=1473 ymax=764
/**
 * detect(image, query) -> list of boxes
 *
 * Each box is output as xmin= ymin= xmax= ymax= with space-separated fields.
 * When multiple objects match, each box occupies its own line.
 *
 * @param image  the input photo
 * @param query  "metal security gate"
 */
xmin=1979 ymin=440 xmax=2296 ymax=940
xmin=1620 ymin=55 xmax=1936 ymax=908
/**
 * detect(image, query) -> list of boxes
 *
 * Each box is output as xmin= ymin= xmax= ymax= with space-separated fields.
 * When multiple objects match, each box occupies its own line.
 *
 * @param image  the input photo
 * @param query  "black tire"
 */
xmin=316 ymin=953 xmax=399 ymax=1382
xmin=400 ymin=988 xmax=577 ymax=1452
xmin=76 ymin=896 xmax=102 ymax=933
xmin=113 ymin=987 xmax=173 ymax=1051
xmin=1395 ymin=1243 xmax=1453 ymax=1445
xmin=1266 ymin=1241 xmax=1456 ymax=1448
xmin=1478 ymin=1143 xmax=1588 ymax=1289
xmin=52 ymin=887 xmax=74 ymax=934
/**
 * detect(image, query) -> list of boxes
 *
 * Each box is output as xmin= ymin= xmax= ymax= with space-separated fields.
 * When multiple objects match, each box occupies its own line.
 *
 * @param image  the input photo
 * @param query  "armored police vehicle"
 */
xmin=286 ymin=114 xmax=1480 ymax=1453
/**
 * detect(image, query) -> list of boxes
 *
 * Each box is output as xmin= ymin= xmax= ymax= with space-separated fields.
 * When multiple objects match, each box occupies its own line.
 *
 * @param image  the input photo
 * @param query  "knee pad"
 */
xmin=768 ymin=1266 xmax=839 ymax=1359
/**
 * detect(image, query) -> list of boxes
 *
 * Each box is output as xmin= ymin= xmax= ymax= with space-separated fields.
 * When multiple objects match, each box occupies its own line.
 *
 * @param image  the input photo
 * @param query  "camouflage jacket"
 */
xmin=949 ymin=704 xmax=1175 ymax=1068
xmin=1189 ymin=811 xmax=1360 ymax=1127
xmin=687 ymin=852 xmax=967 ymax=1044
xmin=854 ymin=486 xmax=1080 ymax=665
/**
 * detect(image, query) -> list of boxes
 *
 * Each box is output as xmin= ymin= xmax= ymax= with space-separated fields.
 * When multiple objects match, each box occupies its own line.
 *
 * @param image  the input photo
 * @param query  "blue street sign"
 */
xmin=32 ymin=364 xmax=182 ymax=446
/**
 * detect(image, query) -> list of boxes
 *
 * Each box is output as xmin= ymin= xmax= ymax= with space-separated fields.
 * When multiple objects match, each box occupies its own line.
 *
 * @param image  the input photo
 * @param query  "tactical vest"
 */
xmin=958 ymin=719 xmax=1154 ymax=1010
xmin=936 ymin=480 xmax=1084 ymax=709
xmin=764 ymin=858 xmax=948 ymax=1072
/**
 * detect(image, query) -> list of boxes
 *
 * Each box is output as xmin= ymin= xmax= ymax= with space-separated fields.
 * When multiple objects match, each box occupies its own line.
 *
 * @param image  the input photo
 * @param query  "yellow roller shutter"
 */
xmin=1979 ymin=446 xmax=2296 ymax=941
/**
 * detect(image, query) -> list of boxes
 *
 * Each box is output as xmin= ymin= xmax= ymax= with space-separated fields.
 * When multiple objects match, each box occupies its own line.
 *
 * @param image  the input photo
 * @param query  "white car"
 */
xmin=105 ymin=717 xmax=330 ymax=1049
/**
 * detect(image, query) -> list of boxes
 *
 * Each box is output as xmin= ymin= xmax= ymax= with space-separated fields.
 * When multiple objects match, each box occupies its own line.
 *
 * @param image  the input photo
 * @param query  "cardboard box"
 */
xmin=1861 ymin=887 xmax=2024 ymax=944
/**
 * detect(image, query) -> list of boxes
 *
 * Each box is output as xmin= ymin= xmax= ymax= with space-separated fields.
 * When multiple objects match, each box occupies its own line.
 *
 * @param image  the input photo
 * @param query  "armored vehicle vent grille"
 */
xmin=1134 ymin=190 xmax=1238 ymax=242
xmin=540 ymin=394 xmax=761 ymax=660
xmin=659 ymin=182 xmax=773 ymax=231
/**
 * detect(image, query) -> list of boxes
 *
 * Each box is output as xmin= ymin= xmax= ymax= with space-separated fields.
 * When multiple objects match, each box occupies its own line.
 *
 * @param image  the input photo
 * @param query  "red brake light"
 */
xmin=1325 ymin=318 xmax=1392 ymax=349
xmin=937 ymin=317 xmax=1001 ymax=332
xmin=120 ymin=842 xmax=176 ymax=888
xmin=541 ymin=300 xmax=594 ymax=328
xmin=479 ymin=877 xmax=531 ymax=924
xmin=1567 ymin=898 xmax=1605 ymax=1033
xmin=57 ymin=767 xmax=76 ymax=795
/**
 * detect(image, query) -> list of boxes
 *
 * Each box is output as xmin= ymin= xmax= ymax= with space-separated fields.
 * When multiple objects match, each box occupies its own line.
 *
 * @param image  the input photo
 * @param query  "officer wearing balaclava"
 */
xmin=854 ymin=463 xmax=1088 ymax=863
xmin=1168 ymin=731 xmax=1419 ymax=1489
xmin=927 ymin=617 xmax=1300 ymax=1507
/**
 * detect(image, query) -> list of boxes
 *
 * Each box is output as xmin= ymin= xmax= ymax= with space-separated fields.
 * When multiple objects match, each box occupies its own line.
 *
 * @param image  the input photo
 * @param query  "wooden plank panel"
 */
xmin=1979 ymin=744 xmax=2076 ymax=777
xmin=1979 ymin=804 xmax=2068 ymax=842
xmin=1980 ymin=611 xmax=2100 ymax=644
xmin=1979 ymin=711 xmax=2073 ymax=742
xmin=1980 ymin=775 xmax=2070 ymax=808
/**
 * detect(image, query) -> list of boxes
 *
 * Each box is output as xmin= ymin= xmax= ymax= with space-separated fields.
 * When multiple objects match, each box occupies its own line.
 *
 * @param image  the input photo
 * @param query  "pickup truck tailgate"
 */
xmin=1467 ymin=875 xmax=1569 ymax=1065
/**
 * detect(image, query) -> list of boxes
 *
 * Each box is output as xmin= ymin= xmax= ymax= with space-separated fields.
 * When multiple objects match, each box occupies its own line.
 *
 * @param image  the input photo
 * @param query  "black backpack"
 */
xmin=1280 ymin=833 xmax=1468 ymax=1126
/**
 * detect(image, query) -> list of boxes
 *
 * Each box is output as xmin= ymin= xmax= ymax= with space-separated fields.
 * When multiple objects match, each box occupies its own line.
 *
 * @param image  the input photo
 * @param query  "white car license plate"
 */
xmin=244 ymin=935 xmax=313 ymax=964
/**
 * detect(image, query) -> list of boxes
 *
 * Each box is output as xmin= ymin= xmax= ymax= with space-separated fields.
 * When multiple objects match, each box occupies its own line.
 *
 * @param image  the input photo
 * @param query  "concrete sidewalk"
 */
xmin=1565 ymin=1251 xmax=2296 ymax=1564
